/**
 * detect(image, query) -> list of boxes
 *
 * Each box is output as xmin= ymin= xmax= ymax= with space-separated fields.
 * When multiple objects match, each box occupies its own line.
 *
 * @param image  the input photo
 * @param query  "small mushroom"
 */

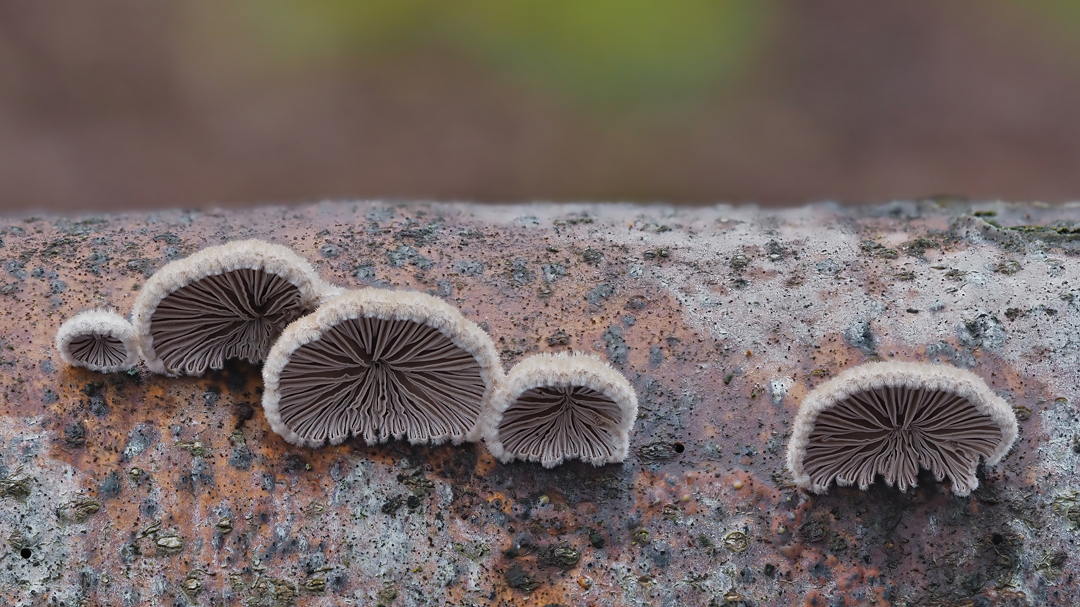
xmin=483 ymin=353 xmax=637 ymax=468
xmin=262 ymin=289 xmax=502 ymax=447
xmin=55 ymin=310 xmax=139 ymax=373
xmin=786 ymin=361 xmax=1018 ymax=497
xmin=132 ymin=240 xmax=333 ymax=376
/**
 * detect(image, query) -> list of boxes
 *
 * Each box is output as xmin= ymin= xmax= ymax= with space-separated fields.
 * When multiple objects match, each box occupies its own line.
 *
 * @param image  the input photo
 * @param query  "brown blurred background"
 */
xmin=1 ymin=0 xmax=1079 ymax=212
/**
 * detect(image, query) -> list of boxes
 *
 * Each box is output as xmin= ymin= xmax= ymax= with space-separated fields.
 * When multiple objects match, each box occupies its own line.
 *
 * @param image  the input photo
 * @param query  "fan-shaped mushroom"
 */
xmin=56 ymin=310 xmax=139 ymax=373
xmin=132 ymin=240 xmax=331 ymax=376
xmin=483 ymin=353 xmax=637 ymax=468
xmin=786 ymin=361 xmax=1017 ymax=497
xmin=262 ymin=289 xmax=502 ymax=447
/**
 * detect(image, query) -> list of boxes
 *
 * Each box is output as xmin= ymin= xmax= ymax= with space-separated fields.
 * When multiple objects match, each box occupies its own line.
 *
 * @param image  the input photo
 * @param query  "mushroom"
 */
xmin=483 ymin=353 xmax=637 ymax=468
xmin=786 ymin=361 xmax=1018 ymax=497
xmin=56 ymin=310 xmax=139 ymax=373
xmin=261 ymin=289 xmax=502 ymax=447
xmin=132 ymin=240 xmax=331 ymax=376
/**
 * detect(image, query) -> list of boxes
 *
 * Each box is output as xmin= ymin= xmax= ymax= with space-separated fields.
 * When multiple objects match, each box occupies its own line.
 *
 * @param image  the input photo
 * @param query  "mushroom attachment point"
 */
xmin=483 ymin=353 xmax=638 ymax=468
xmin=786 ymin=361 xmax=1018 ymax=497
xmin=132 ymin=240 xmax=330 ymax=376
xmin=56 ymin=310 xmax=139 ymax=373
xmin=262 ymin=290 xmax=502 ymax=447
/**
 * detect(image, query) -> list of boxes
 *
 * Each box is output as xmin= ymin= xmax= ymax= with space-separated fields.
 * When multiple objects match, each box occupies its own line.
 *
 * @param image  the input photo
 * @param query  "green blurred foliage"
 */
xmin=247 ymin=0 xmax=772 ymax=108
xmin=1025 ymin=0 xmax=1080 ymax=37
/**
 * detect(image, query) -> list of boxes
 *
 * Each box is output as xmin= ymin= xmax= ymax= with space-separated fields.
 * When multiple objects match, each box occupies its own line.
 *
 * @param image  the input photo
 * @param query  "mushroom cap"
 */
xmin=786 ymin=361 xmax=1018 ymax=497
xmin=56 ymin=309 xmax=139 ymax=373
xmin=482 ymin=352 xmax=638 ymax=468
xmin=132 ymin=239 xmax=333 ymax=376
xmin=262 ymin=289 xmax=503 ymax=447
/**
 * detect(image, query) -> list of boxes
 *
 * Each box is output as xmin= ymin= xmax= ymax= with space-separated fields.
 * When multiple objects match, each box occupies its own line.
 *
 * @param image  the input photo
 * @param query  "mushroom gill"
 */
xmin=132 ymin=240 xmax=330 ymax=376
xmin=56 ymin=310 xmax=139 ymax=373
xmin=786 ymin=361 xmax=1018 ymax=497
xmin=483 ymin=353 xmax=637 ymax=468
xmin=262 ymin=290 xmax=502 ymax=447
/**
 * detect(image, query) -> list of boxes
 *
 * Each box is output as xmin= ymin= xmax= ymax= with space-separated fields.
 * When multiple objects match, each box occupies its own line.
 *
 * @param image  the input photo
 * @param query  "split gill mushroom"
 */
xmin=261 ymin=289 xmax=502 ymax=447
xmin=786 ymin=361 xmax=1018 ymax=497
xmin=55 ymin=309 xmax=139 ymax=373
xmin=483 ymin=353 xmax=638 ymax=468
xmin=131 ymin=239 xmax=332 ymax=376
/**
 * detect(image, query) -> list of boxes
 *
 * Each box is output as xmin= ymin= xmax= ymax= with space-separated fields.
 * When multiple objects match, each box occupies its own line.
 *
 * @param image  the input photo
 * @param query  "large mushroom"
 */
xmin=483 ymin=353 xmax=637 ymax=468
xmin=132 ymin=239 xmax=330 ymax=376
xmin=786 ymin=361 xmax=1018 ymax=497
xmin=261 ymin=289 xmax=502 ymax=447
xmin=56 ymin=309 xmax=139 ymax=373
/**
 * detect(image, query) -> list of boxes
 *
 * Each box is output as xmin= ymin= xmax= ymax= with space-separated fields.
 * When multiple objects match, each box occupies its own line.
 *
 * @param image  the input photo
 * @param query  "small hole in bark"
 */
xmin=991 ymin=533 xmax=1004 ymax=545
xmin=673 ymin=442 xmax=685 ymax=453
xmin=20 ymin=548 xmax=31 ymax=559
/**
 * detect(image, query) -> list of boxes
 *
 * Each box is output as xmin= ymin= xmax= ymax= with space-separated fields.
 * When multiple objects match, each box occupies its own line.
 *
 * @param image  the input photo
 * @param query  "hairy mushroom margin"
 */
xmin=483 ymin=353 xmax=638 ymax=468
xmin=262 ymin=289 xmax=502 ymax=447
xmin=131 ymin=239 xmax=334 ymax=376
xmin=56 ymin=309 xmax=140 ymax=373
xmin=786 ymin=361 xmax=1018 ymax=497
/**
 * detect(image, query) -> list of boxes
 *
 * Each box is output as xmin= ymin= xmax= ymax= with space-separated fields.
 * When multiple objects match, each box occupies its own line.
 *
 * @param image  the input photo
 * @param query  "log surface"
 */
xmin=1 ymin=200 xmax=1078 ymax=606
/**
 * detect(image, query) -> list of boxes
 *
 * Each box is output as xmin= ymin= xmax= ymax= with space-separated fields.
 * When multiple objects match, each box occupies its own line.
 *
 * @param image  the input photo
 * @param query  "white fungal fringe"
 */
xmin=131 ymin=239 xmax=334 ymax=376
xmin=56 ymin=309 xmax=139 ymax=373
xmin=482 ymin=352 xmax=638 ymax=468
xmin=786 ymin=361 xmax=1018 ymax=497
xmin=262 ymin=289 xmax=504 ymax=448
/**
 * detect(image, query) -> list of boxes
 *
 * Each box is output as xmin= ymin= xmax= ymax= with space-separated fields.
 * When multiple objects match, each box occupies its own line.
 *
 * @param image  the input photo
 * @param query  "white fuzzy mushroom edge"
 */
xmin=785 ymin=360 xmax=1018 ymax=496
xmin=131 ymin=239 xmax=338 ymax=375
xmin=55 ymin=309 xmax=140 ymax=373
xmin=481 ymin=352 xmax=638 ymax=468
xmin=261 ymin=288 xmax=505 ymax=448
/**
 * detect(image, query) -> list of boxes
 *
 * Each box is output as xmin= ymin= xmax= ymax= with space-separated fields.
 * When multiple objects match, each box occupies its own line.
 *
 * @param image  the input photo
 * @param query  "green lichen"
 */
xmin=0 ymin=469 xmax=31 ymax=500
xmin=72 ymin=498 xmax=101 ymax=522
xmin=723 ymin=531 xmax=749 ymax=553
xmin=662 ymin=503 xmax=681 ymax=521
xmin=505 ymin=563 xmax=540 ymax=592
xmin=181 ymin=571 xmax=204 ymax=599
xmin=176 ymin=440 xmax=212 ymax=457
xmin=397 ymin=469 xmax=435 ymax=496
xmin=56 ymin=497 xmax=101 ymax=523
xmin=903 ymin=237 xmax=939 ymax=257
xmin=632 ymin=529 xmax=651 ymax=545
xmin=1051 ymin=491 xmax=1080 ymax=528
xmin=537 ymin=542 xmax=581 ymax=569
xmin=453 ymin=541 xmax=490 ymax=563
xmin=304 ymin=578 xmax=327 ymax=593
xmin=995 ymin=260 xmax=1022 ymax=275
xmin=376 ymin=583 xmax=398 ymax=605
xmin=860 ymin=241 xmax=899 ymax=259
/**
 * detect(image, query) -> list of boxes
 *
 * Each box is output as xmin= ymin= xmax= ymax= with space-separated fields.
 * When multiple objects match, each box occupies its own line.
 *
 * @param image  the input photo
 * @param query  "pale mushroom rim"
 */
xmin=130 ymin=239 xmax=334 ymax=376
xmin=55 ymin=309 xmax=140 ymax=373
xmin=785 ymin=360 xmax=1018 ymax=496
xmin=482 ymin=352 xmax=638 ymax=467
xmin=262 ymin=288 xmax=504 ymax=448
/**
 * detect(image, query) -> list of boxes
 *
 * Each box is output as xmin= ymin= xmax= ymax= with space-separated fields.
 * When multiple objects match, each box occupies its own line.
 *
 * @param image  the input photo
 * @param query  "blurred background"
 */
xmin=1 ymin=0 xmax=1079 ymax=212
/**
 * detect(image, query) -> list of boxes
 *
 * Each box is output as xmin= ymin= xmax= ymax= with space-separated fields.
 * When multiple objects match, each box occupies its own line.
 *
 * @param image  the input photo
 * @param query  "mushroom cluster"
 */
xmin=56 ymin=239 xmax=591 ymax=457
xmin=786 ymin=361 xmax=1017 ymax=497
xmin=54 ymin=236 xmax=1022 ymax=488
